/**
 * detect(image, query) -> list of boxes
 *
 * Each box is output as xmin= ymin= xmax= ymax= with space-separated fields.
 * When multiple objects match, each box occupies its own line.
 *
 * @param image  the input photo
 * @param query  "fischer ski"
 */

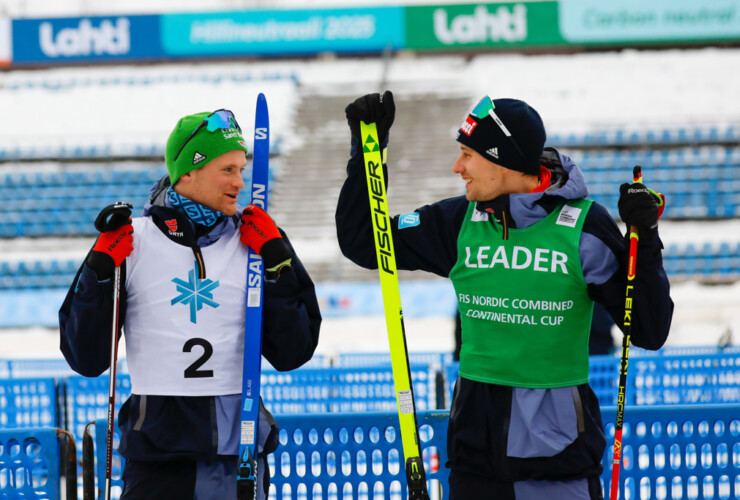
xmin=237 ymin=93 xmax=270 ymax=500
xmin=360 ymin=121 xmax=430 ymax=500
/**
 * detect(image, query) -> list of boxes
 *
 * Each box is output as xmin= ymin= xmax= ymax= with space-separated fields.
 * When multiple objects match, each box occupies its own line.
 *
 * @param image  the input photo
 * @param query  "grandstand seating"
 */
xmin=574 ymin=146 xmax=740 ymax=219
xmin=0 ymin=163 xmax=274 ymax=238
xmin=0 ymin=81 xmax=738 ymax=286
xmin=2 ymin=95 xmax=739 ymax=286
xmin=548 ymin=124 xmax=740 ymax=149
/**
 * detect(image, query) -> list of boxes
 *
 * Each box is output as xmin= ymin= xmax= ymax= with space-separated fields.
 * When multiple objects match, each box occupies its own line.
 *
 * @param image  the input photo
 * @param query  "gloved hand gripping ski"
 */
xmin=239 ymin=204 xmax=292 ymax=277
xmin=345 ymin=90 xmax=396 ymax=144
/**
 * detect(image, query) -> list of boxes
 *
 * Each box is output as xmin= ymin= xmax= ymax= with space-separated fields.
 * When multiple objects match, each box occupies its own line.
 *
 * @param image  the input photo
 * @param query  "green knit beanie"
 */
xmin=165 ymin=110 xmax=249 ymax=185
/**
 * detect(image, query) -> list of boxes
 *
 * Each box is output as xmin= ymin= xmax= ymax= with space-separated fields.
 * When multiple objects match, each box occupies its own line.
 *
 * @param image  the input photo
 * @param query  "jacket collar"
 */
xmin=143 ymin=175 xmax=239 ymax=247
xmin=474 ymin=147 xmax=588 ymax=230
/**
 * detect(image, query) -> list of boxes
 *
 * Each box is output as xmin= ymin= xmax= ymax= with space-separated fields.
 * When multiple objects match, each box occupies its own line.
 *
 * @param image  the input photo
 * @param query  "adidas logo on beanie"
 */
xmin=192 ymin=152 xmax=207 ymax=165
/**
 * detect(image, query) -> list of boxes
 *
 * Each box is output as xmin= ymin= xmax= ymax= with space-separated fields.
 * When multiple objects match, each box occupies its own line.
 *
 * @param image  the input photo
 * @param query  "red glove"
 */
xmin=240 ymin=205 xmax=292 ymax=275
xmin=92 ymin=224 xmax=134 ymax=267
xmin=239 ymin=204 xmax=282 ymax=254
xmin=86 ymin=203 xmax=134 ymax=280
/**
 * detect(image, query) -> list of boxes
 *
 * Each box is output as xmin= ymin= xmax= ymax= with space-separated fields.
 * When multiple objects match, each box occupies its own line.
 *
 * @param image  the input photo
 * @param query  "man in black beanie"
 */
xmin=336 ymin=91 xmax=673 ymax=499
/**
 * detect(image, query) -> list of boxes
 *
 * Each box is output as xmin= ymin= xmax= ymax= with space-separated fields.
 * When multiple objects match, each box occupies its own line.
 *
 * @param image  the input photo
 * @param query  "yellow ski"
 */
xmin=360 ymin=121 xmax=430 ymax=500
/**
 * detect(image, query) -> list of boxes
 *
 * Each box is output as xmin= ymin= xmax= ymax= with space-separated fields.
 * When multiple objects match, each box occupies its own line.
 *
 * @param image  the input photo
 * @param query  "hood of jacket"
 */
xmin=475 ymin=147 xmax=589 ymax=230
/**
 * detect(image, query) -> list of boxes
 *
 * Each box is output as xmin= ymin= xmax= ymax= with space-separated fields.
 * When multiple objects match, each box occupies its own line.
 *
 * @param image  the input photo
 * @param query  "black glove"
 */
xmin=618 ymin=183 xmax=660 ymax=239
xmin=345 ymin=90 xmax=395 ymax=144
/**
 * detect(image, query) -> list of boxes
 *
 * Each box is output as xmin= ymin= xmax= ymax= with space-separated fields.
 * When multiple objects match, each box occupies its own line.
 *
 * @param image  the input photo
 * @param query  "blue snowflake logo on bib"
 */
xmin=171 ymin=261 xmax=220 ymax=324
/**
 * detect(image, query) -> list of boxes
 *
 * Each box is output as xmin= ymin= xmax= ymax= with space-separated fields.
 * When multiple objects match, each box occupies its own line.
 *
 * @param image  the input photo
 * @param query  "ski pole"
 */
xmin=360 ymin=121 xmax=430 ymax=500
xmin=94 ymin=201 xmax=133 ymax=500
xmin=609 ymin=166 xmax=643 ymax=500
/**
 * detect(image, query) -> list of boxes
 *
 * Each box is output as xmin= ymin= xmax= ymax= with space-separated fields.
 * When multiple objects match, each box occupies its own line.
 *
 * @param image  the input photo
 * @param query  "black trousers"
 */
xmin=120 ymin=457 xmax=269 ymax=500
xmin=120 ymin=460 xmax=197 ymax=499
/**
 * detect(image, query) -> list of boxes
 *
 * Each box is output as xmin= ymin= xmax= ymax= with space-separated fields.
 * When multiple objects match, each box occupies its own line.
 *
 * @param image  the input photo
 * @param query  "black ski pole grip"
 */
xmin=95 ymin=202 xmax=133 ymax=233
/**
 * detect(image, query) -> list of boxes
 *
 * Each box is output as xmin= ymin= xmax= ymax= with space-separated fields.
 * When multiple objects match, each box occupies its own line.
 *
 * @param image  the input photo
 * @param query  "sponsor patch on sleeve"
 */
xmin=556 ymin=205 xmax=582 ymax=228
xmin=399 ymin=212 xmax=420 ymax=229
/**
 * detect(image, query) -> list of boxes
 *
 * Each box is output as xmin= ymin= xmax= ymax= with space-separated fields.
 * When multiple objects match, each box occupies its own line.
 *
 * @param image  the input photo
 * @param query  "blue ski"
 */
xmin=237 ymin=93 xmax=269 ymax=500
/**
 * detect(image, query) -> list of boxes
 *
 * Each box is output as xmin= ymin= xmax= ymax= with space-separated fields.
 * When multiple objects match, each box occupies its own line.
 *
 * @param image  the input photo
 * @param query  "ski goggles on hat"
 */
xmin=471 ymin=96 xmax=525 ymax=158
xmin=173 ymin=109 xmax=242 ymax=162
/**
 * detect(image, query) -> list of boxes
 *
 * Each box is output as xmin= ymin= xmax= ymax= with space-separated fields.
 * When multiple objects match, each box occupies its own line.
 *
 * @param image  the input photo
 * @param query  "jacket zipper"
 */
xmin=192 ymin=246 xmax=206 ymax=279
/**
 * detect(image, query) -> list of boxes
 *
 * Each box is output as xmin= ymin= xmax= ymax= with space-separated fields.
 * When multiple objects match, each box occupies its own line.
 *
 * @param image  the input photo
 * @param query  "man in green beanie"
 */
xmin=60 ymin=109 xmax=321 ymax=499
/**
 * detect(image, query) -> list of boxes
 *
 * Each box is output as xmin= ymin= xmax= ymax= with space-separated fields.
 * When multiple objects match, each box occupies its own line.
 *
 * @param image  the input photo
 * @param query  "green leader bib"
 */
xmin=449 ymin=199 xmax=595 ymax=388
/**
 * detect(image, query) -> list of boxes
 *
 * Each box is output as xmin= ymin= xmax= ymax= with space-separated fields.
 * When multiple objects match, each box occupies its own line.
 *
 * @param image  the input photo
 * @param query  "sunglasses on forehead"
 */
xmin=173 ymin=109 xmax=241 ymax=162
xmin=470 ymin=96 xmax=525 ymax=159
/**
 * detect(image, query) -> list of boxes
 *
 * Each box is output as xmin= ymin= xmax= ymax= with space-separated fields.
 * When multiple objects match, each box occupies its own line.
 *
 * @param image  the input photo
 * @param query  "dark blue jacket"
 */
xmin=336 ymin=141 xmax=673 ymax=350
xmin=59 ymin=178 xmax=321 ymax=463
xmin=335 ymin=139 xmax=673 ymax=482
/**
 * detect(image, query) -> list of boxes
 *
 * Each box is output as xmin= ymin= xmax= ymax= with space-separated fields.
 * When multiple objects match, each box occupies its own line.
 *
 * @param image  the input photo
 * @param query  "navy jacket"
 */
xmin=336 ymin=141 xmax=673 ymax=350
xmin=60 ymin=179 xmax=321 ymax=462
xmin=336 ymin=139 xmax=674 ymax=482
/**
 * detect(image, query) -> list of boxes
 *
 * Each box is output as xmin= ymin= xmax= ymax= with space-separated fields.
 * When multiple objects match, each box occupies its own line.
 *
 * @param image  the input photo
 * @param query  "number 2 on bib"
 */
xmin=183 ymin=337 xmax=214 ymax=378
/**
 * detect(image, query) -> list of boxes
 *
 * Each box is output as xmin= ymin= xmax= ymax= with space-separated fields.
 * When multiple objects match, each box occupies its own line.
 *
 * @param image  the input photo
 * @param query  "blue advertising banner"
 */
xmin=12 ymin=15 xmax=163 ymax=64
xmin=161 ymin=7 xmax=404 ymax=56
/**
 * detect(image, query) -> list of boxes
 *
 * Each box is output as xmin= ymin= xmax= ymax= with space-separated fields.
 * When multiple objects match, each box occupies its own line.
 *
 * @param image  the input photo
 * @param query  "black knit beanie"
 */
xmin=456 ymin=97 xmax=546 ymax=176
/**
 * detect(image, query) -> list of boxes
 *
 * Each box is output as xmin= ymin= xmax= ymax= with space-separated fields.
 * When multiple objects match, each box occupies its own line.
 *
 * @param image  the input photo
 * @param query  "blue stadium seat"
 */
xmin=681 ymin=243 xmax=699 ymax=278
xmin=700 ymin=242 xmax=716 ymax=277
xmin=717 ymin=242 xmax=735 ymax=277
xmin=0 ymin=163 xmax=276 ymax=238
xmin=662 ymin=243 xmax=680 ymax=278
